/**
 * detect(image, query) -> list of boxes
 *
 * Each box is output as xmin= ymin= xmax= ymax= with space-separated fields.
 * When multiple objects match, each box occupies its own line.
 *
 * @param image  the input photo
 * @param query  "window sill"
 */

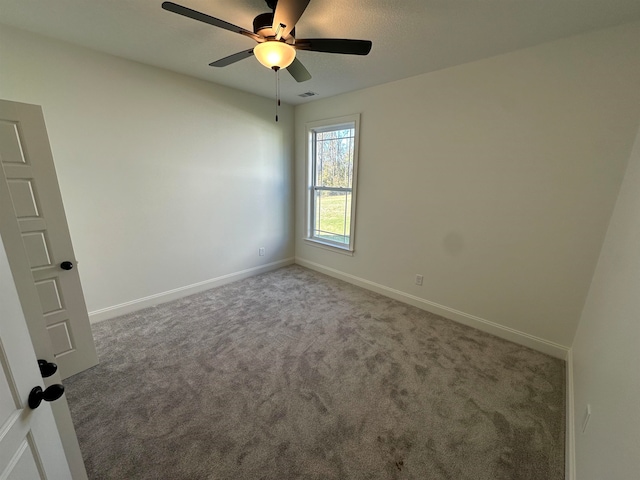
xmin=303 ymin=238 xmax=354 ymax=256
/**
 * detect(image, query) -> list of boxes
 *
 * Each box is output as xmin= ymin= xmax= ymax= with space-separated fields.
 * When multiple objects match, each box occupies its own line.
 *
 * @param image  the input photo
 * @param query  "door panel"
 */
xmin=35 ymin=279 xmax=63 ymax=314
xmin=6 ymin=440 xmax=44 ymax=480
xmin=47 ymin=323 xmax=74 ymax=356
xmin=6 ymin=180 xmax=38 ymax=217
xmin=22 ymin=232 xmax=52 ymax=268
xmin=0 ymin=100 xmax=98 ymax=379
xmin=0 ymin=123 xmax=25 ymax=164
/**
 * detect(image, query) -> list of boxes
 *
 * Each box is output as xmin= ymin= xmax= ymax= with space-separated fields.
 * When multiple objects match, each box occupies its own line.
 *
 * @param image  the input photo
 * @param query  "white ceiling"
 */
xmin=1 ymin=0 xmax=640 ymax=105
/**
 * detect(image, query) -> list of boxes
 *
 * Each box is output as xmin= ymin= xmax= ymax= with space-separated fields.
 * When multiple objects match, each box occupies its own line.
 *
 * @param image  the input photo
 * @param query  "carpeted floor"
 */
xmin=65 ymin=265 xmax=565 ymax=480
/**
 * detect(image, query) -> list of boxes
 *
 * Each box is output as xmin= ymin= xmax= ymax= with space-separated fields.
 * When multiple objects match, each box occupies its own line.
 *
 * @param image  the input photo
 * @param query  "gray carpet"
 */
xmin=65 ymin=265 xmax=565 ymax=480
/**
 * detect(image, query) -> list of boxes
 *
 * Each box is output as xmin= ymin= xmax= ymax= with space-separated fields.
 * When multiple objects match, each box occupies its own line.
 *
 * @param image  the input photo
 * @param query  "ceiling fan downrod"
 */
xmin=265 ymin=0 xmax=278 ymax=12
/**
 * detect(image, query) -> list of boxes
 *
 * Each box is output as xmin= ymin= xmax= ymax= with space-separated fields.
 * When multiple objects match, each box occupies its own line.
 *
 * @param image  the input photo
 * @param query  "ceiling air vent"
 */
xmin=298 ymin=91 xmax=318 ymax=98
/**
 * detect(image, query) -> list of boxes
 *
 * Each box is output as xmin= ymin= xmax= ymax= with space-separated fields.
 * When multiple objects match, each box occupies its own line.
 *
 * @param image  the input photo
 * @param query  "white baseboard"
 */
xmin=88 ymin=258 xmax=295 ymax=323
xmin=295 ymin=257 xmax=569 ymax=359
xmin=565 ymin=348 xmax=576 ymax=480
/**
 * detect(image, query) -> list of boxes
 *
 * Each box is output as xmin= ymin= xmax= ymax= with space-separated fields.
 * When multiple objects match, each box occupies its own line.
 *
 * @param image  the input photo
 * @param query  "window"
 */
xmin=306 ymin=114 xmax=360 ymax=252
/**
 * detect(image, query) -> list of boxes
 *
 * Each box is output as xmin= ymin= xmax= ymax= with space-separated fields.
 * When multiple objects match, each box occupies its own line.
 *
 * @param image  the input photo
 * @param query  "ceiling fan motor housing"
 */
xmin=253 ymin=12 xmax=295 ymax=40
xmin=253 ymin=12 xmax=273 ymax=33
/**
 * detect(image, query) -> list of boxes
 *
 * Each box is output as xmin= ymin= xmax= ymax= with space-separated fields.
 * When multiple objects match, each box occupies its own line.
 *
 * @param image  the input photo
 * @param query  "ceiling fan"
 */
xmin=161 ymin=0 xmax=373 ymax=83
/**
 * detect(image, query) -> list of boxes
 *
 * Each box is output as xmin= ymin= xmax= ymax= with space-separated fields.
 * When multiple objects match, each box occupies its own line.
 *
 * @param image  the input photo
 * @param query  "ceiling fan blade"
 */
xmin=295 ymin=39 xmax=372 ymax=55
xmin=209 ymin=49 xmax=255 ymax=67
xmin=272 ymin=0 xmax=311 ymax=39
xmin=286 ymin=58 xmax=312 ymax=82
xmin=162 ymin=2 xmax=262 ymax=42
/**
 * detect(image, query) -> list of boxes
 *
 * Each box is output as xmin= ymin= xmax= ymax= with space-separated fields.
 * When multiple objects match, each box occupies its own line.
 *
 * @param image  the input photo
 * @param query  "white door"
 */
xmin=0 ymin=100 xmax=98 ymax=379
xmin=0 ymin=235 xmax=72 ymax=479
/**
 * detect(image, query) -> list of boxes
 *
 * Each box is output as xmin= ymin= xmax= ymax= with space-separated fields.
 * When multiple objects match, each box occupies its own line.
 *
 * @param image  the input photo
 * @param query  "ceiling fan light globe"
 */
xmin=254 ymin=41 xmax=296 ymax=69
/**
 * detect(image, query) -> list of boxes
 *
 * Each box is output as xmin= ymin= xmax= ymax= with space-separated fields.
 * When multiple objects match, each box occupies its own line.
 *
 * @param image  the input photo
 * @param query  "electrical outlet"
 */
xmin=259 ymin=247 xmax=265 ymax=256
xmin=415 ymin=274 xmax=423 ymax=286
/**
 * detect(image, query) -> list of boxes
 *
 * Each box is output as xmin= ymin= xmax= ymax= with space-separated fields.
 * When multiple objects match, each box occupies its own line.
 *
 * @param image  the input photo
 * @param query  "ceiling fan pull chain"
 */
xmin=274 ymin=67 xmax=279 ymax=122
xmin=273 ymin=66 xmax=282 ymax=122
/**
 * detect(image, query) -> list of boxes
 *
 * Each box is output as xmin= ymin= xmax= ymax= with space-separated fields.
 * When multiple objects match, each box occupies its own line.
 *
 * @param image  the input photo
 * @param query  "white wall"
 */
xmin=0 ymin=25 xmax=295 ymax=315
xmin=570 ymin=123 xmax=640 ymax=479
xmin=294 ymin=23 xmax=640 ymax=353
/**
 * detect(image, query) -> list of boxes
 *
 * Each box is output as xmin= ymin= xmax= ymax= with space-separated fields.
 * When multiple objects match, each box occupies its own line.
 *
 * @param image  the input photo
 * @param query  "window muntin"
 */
xmin=306 ymin=115 xmax=359 ymax=251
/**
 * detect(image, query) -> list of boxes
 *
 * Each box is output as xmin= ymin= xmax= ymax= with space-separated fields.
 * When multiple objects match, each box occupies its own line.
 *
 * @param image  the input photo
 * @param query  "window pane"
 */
xmin=314 ymin=128 xmax=354 ymax=188
xmin=307 ymin=115 xmax=359 ymax=252
xmin=314 ymin=190 xmax=352 ymax=245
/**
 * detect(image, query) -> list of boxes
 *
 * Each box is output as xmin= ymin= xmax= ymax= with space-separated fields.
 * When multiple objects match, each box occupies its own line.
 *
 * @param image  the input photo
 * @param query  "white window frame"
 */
xmin=305 ymin=114 xmax=360 ymax=253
